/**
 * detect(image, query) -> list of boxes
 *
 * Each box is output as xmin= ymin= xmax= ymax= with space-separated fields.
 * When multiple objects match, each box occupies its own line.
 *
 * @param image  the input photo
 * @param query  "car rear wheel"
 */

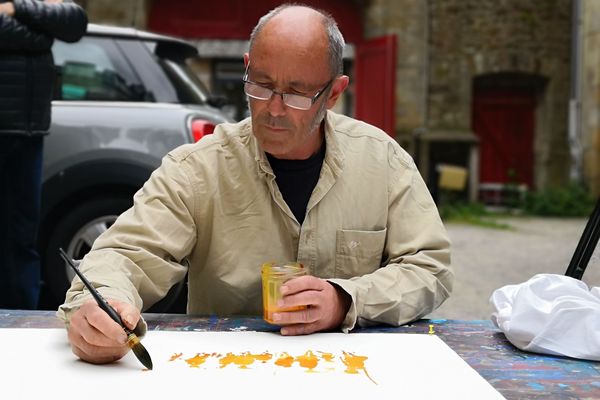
xmin=44 ymin=196 xmax=132 ymax=304
xmin=43 ymin=195 xmax=186 ymax=313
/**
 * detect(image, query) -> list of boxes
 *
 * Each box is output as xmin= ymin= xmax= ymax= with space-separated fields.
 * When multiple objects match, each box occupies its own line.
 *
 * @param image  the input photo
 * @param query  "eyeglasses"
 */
xmin=242 ymin=64 xmax=333 ymax=111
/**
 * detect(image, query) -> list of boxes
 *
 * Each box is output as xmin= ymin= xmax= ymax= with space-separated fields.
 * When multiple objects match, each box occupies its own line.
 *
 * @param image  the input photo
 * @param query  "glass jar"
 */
xmin=261 ymin=261 xmax=308 ymax=324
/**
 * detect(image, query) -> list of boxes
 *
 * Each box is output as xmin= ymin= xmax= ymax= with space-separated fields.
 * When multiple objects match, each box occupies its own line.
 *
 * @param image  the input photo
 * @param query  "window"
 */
xmin=159 ymin=58 xmax=210 ymax=105
xmin=212 ymin=60 xmax=247 ymax=121
xmin=52 ymin=37 xmax=146 ymax=101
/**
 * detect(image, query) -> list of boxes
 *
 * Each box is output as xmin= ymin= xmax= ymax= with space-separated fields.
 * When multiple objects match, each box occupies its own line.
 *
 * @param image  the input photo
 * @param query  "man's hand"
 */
xmin=272 ymin=275 xmax=351 ymax=335
xmin=0 ymin=2 xmax=15 ymax=17
xmin=67 ymin=299 xmax=141 ymax=364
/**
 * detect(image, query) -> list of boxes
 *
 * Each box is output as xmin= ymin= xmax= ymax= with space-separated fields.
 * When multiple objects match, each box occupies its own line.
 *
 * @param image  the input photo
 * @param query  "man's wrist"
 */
xmin=0 ymin=2 xmax=15 ymax=17
xmin=332 ymin=283 xmax=352 ymax=326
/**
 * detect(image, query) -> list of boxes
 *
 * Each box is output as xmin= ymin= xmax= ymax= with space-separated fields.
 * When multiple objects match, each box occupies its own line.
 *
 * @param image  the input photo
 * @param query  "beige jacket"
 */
xmin=58 ymin=111 xmax=453 ymax=332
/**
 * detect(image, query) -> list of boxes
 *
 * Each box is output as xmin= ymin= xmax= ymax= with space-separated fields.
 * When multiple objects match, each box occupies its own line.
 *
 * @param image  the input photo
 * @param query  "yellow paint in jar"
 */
xmin=261 ymin=261 xmax=308 ymax=324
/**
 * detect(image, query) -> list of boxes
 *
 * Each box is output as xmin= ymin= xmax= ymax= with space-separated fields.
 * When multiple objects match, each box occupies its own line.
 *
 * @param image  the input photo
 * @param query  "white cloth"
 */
xmin=490 ymin=273 xmax=600 ymax=361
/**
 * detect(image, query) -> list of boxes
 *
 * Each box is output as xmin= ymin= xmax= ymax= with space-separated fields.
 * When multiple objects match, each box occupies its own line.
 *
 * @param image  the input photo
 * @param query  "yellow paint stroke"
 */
xmin=274 ymin=350 xmax=322 ymax=372
xmin=295 ymin=350 xmax=319 ymax=372
xmin=341 ymin=351 xmax=377 ymax=385
xmin=185 ymin=353 xmax=212 ymax=368
xmin=219 ymin=352 xmax=253 ymax=369
xmin=253 ymin=352 xmax=273 ymax=363
xmin=318 ymin=351 xmax=336 ymax=371
xmin=170 ymin=349 xmax=376 ymax=384
xmin=275 ymin=352 xmax=294 ymax=368
xmin=219 ymin=352 xmax=273 ymax=369
xmin=318 ymin=351 xmax=335 ymax=362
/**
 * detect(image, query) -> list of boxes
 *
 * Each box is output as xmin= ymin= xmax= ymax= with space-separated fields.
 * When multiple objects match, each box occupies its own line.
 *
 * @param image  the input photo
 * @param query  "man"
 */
xmin=59 ymin=4 xmax=453 ymax=365
xmin=0 ymin=0 xmax=87 ymax=309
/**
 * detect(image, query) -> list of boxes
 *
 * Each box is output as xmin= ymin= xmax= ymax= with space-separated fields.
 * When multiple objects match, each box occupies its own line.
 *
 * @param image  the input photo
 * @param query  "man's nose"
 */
xmin=267 ymin=92 xmax=286 ymax=117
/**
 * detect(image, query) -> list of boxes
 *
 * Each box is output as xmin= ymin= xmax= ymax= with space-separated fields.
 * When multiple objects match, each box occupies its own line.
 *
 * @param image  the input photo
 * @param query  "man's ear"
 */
xmin=243 ymin=53 xmax=249 ymax=67
xmin=326 ymin=75 xmax=349 ymax=109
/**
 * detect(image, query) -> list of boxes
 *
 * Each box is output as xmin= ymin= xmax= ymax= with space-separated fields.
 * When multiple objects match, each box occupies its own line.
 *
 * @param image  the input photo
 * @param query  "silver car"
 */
xmin=39 ymin=24 xmax=232 ymax=310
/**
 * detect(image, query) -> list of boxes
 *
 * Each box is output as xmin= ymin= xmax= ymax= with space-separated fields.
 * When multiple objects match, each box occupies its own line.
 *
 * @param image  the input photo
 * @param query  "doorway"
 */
xmin=472 ymin=73 xmax=546 ymax=204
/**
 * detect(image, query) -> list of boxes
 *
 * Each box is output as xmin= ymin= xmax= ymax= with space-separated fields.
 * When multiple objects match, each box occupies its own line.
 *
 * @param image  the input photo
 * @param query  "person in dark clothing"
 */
xmin=0 ymin=0 xmax=87 ymax=309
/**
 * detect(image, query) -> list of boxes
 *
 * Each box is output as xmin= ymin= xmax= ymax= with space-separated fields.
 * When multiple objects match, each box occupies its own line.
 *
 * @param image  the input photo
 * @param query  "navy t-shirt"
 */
xmin=266 ymin=143 xmax=326 ymax=225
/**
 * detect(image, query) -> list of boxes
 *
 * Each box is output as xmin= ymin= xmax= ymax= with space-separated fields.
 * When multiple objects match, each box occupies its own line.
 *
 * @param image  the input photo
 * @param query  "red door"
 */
xmin=354 ymin=35 xmax=397 ymax=136
xmin=472 ymin=87 xmax=535 ymax=188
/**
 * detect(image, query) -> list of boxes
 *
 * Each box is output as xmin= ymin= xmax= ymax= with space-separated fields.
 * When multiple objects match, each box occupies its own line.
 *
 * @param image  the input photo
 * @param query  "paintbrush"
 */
xmin=58 ymin=248 xmax=153 ymax=370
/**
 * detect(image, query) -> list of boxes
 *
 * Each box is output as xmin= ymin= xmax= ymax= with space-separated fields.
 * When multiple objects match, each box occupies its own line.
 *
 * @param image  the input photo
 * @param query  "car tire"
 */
xmin=43 ymin=195 xmax=187 ymax=313
xmin=44 ymin=196 xmax=133 ymax=305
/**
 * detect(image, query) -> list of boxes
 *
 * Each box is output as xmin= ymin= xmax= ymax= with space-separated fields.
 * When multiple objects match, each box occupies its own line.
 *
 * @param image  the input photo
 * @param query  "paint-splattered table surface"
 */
xmin=1 ymin=310 xmax=598 ymax=399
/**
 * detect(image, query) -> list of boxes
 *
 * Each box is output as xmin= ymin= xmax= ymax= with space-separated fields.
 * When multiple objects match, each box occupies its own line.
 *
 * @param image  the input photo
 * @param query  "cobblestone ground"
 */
xmin=427 ymin=216 xmax=600 ymax=321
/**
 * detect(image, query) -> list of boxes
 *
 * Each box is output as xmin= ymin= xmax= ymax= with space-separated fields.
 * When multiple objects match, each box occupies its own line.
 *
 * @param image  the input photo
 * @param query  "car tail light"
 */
xmin=190 ymin=119 xmax=216 ymax=142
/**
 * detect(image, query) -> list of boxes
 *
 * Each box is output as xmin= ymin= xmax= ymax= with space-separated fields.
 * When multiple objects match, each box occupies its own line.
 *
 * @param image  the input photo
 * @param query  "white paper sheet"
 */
xmin=0 ymin=329 xmax=504 ymax=399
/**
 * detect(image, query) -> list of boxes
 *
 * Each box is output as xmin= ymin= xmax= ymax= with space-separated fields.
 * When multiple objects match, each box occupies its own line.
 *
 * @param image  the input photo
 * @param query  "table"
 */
xmin=1 ymin=310 xmax=598 ymax=399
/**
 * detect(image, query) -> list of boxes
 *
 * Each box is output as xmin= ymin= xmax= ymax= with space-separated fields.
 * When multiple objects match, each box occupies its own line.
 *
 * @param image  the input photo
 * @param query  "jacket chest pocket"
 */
xmin=334 ymin=228 xmax=387 ymax=279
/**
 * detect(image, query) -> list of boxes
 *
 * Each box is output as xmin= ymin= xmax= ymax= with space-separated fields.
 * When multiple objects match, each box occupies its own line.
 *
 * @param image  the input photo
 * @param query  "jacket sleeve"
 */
xmin=329 ymin=150 xmax=454 ymax=332
xmin=0 ymin=13 xmax=52 ymax=50
xmin=57 ymin=153 xmax=197 ymax=325
xmin=12 ymin=0 xmax=87 ymax=43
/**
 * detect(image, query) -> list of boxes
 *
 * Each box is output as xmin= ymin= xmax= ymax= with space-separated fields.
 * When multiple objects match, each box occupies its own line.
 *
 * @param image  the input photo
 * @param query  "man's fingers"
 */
xmin=70 ymin=341 xmax=128 ymax=364
xmin=0 ymin=2 xmax=15 ymax=16
xmin=273 ymin=305 xmax=319 ymax=325
xmin=84 ymin=313 xmax=126 ymax=343
xmin=66 ymin=298 xmax=138 ymax=364
xmin=280 ymin=322 xmax=320 ymax=336
xmin=272 ymin=279 xmax=351 ymax=334
xmin=70 ymin=312 xmax=125 ymax=347
xmin=277 ymin=276 xmax=328 ymax=318
xmin=70 ymin=300 xmax=126 ymax=345
xmin=280 ymin=275 xmax=325 ymax=296
xmin=108 ymin=299 xmax=140 ymax=330
xmin=278 ymin=290 xmax=319 ymax=310
xmin=68 ymin=322 xmax=128 ymax=364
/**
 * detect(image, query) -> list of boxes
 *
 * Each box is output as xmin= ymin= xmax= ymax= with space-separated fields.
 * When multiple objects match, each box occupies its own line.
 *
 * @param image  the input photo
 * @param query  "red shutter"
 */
xmin=354 ymin=35 xmax=397 ymax=136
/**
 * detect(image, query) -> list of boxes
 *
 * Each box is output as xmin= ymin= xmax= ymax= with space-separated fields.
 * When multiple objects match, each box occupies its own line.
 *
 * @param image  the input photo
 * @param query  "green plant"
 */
xmin=524 ymin=183 xmax=595 ymax=217
xmin=439 ymin=201 xmax=512 ymax=229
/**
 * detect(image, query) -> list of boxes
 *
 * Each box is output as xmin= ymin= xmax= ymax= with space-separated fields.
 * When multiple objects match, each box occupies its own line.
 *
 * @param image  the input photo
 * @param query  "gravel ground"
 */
xmin=427 ymin=216 xmax=600 ymax=321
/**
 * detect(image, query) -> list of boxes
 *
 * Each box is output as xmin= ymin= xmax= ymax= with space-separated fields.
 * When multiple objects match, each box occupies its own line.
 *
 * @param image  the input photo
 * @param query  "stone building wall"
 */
xmin=427 ymin=0 xmax=572 ymax=189
xmin=363 ymin=0 xmax=428 ymax=143
xmin=581 ymin=0 xmax=600 ymax=196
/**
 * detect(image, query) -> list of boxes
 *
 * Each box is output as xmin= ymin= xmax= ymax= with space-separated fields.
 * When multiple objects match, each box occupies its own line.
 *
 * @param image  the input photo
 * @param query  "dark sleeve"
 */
xmin=0 ymin=13 xmax=53 ymax=50
xmin=12 ymin=0 xmax=88 ymax=43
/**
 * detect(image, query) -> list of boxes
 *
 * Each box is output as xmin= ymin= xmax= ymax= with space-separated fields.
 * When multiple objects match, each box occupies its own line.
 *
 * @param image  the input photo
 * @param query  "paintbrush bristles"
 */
xmin=127 ymin=333 xmax=153 ymax=370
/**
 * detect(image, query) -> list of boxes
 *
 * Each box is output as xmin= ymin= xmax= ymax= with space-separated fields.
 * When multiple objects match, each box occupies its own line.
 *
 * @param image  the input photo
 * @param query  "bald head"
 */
xmin=249 ymin=4 xmax=345 ymax=77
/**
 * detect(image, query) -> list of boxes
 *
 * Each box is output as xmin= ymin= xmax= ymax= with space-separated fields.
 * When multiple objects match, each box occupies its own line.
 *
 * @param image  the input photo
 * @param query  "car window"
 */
xmin=52 ymin=37 xmax=147 ymax=101
xmin=159 ymin=59 xmax=209 ymax=104
xmin=143 ymin=41 xmax=211 ymax=105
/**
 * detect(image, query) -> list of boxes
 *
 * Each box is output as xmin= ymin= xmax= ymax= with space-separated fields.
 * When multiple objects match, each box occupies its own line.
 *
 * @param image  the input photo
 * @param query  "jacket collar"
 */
xmin=249 ymin=110 xmax=345 ymax=179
